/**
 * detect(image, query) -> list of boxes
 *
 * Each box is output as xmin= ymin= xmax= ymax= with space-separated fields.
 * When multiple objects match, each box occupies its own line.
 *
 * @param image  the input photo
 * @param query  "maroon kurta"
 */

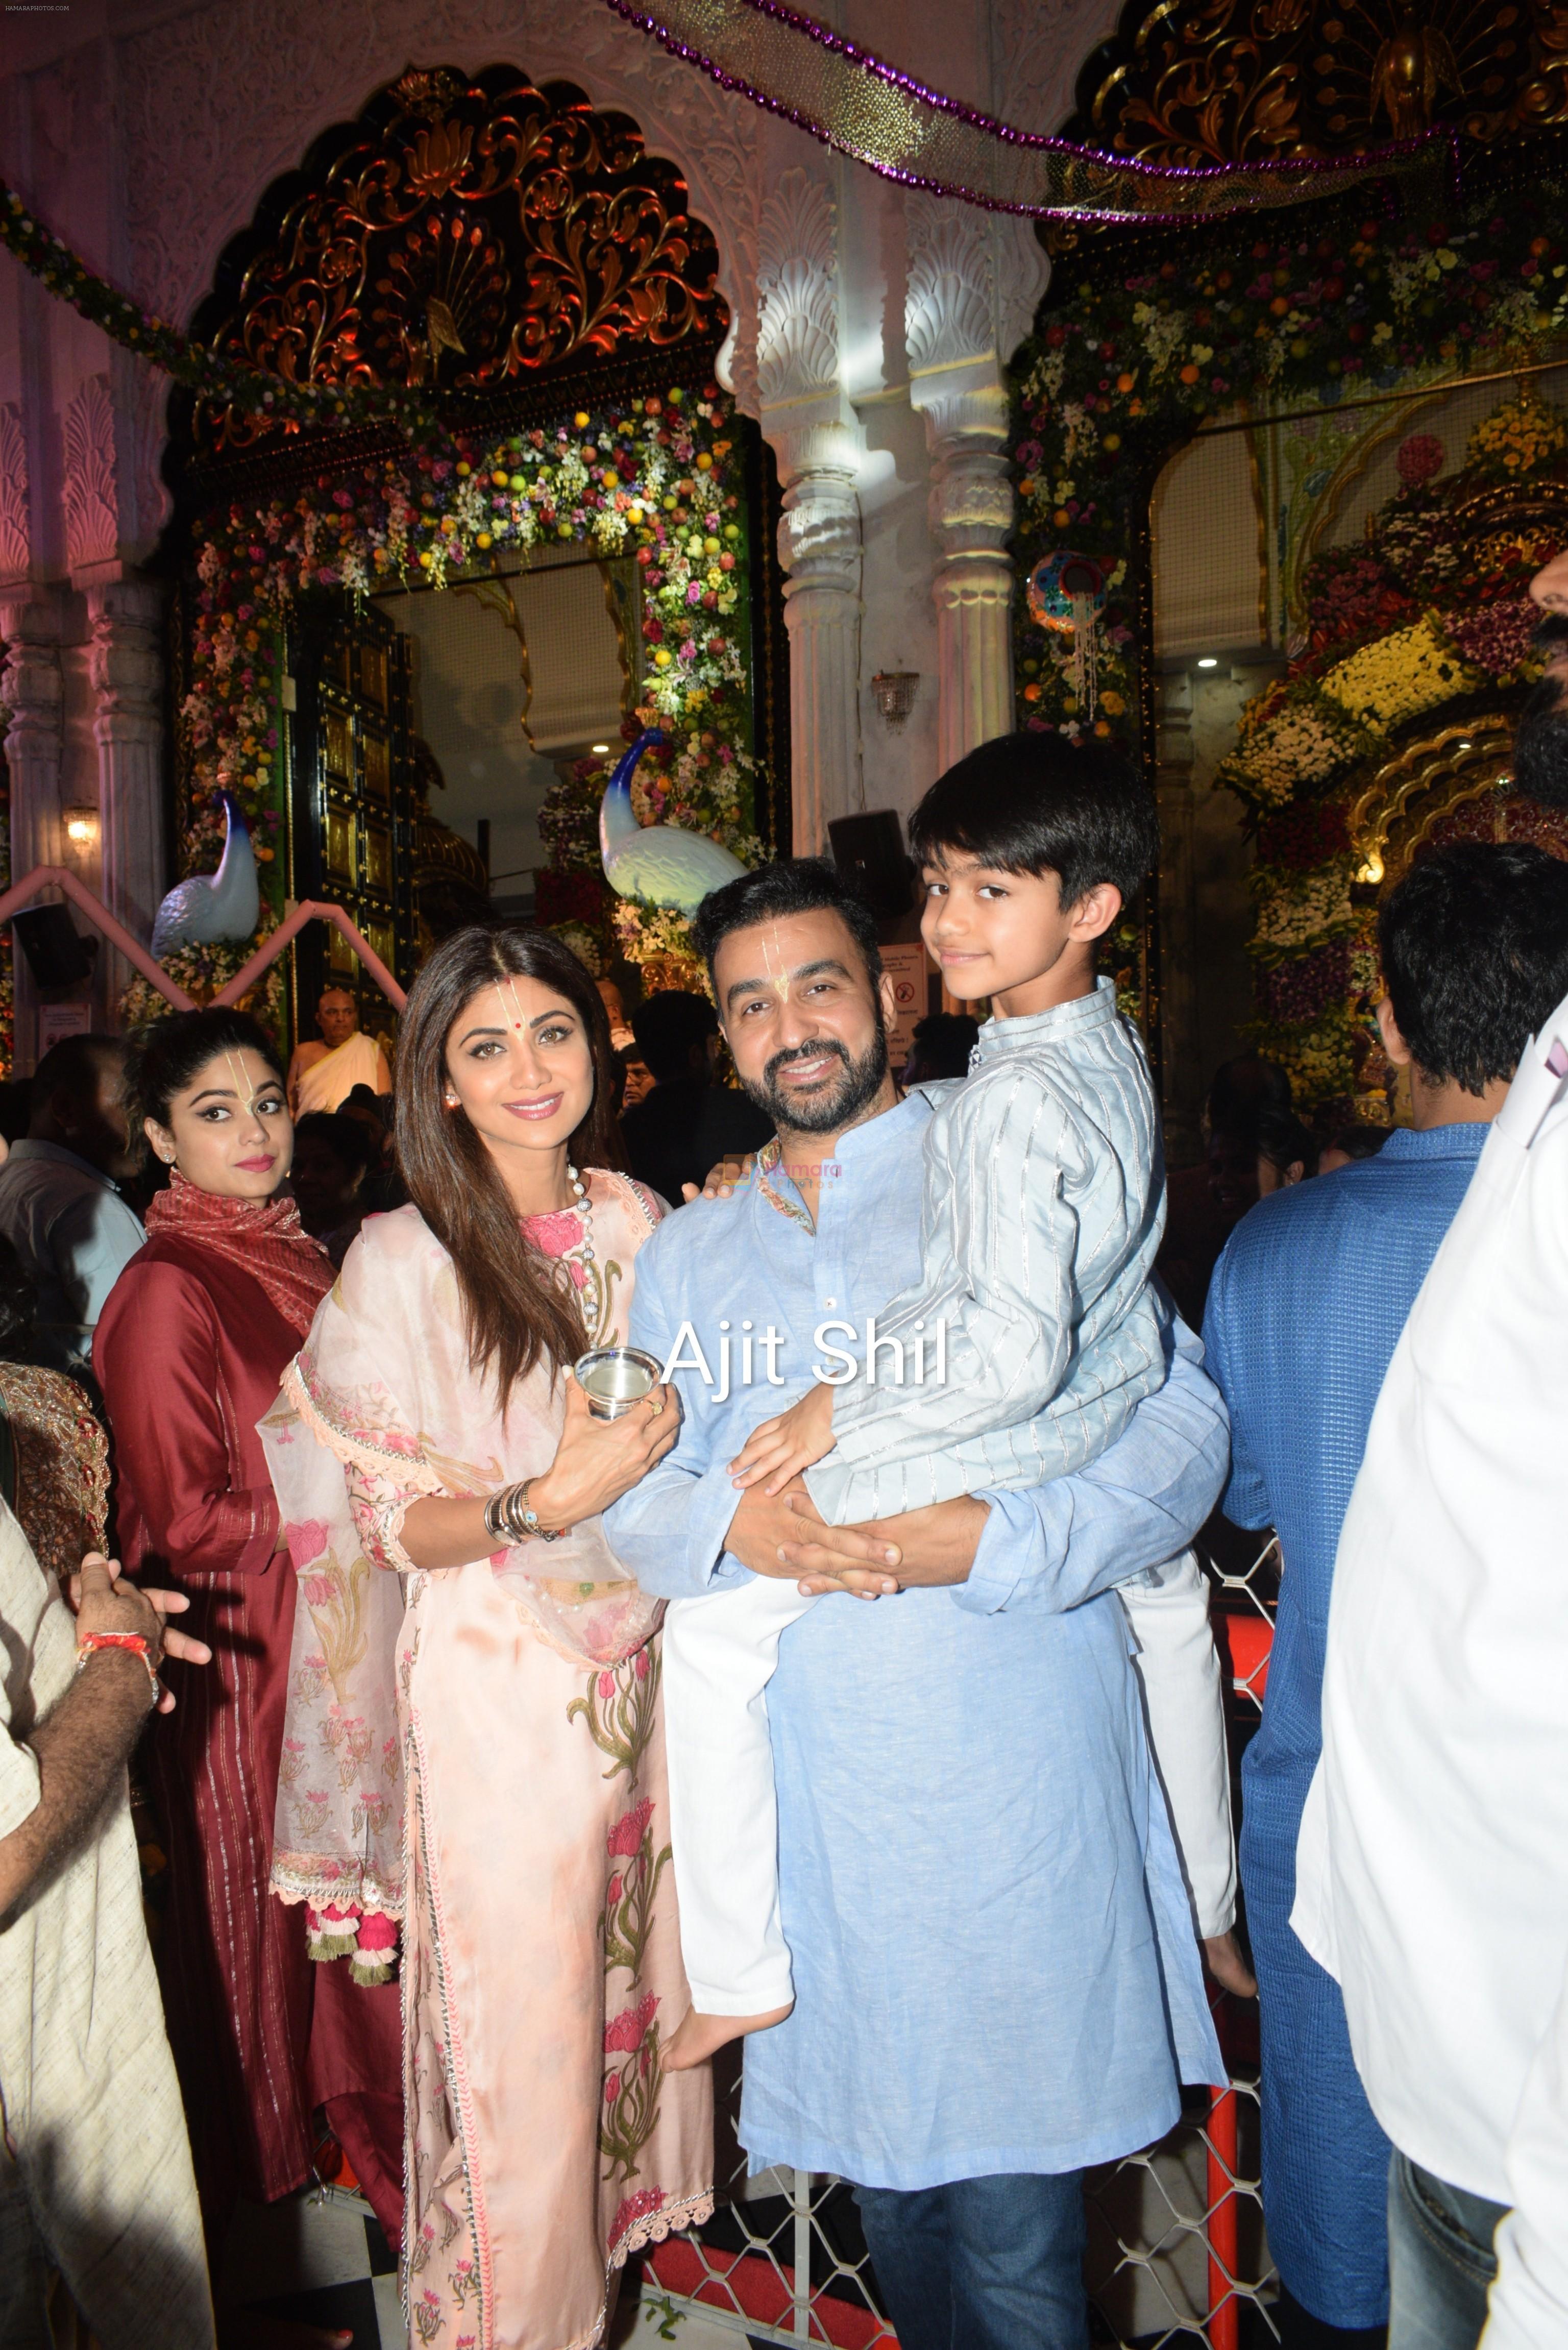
xmin=95 ymin=1233 xmax=401 ymax=2234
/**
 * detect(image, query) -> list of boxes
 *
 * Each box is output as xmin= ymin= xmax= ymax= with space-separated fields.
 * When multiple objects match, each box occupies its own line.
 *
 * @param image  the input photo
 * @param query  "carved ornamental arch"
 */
xmin=1061 ymin=0 xmax=1568 ymax=169
xmin=189 ymin=61 xmax=729 ymax=459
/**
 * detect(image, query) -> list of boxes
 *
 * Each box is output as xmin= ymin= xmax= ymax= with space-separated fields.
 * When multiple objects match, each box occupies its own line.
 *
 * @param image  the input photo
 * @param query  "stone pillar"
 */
xmin=86 ymin=573 xmax=165 ymax=1006
xmin=920 ymin=387 xmax=1015 ymax=772
xmin=755 ymin=165 xmax=865 ymax=853
xmin=773 ymin=424 xmax=863 ymax=852
xmin=904 ymin=198 xmax=1020 ymax=772
xmin=0 ymin=593 xmax=66 ymax=1070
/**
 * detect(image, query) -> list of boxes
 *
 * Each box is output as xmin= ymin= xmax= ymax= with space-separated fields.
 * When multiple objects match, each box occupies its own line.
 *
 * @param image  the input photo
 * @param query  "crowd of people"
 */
xmin=2 ymin=565 xmax=1568 ymax=2350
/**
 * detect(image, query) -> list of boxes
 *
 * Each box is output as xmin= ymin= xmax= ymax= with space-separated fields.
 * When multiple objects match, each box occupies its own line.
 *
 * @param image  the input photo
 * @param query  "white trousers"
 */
xmin=662 ymin=1549 xmax=1237 ymax=2018
xmin=662 ymin=1576 xmax=814 ymax=2016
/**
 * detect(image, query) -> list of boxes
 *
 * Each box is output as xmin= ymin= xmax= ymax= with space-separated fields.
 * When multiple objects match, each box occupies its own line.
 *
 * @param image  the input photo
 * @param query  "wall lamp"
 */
xmin=64 ymin=806 xmax=100 ymax=848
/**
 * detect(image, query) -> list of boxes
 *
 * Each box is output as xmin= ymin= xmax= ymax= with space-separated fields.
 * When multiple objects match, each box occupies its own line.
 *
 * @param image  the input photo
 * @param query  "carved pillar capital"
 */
xmin=0 ymin=594 xmax=65 ymax=843
xmin=910 ymin=372 xmax=1015 ymax=773
xmin=87 ymin=574 xmax=163 ymax=745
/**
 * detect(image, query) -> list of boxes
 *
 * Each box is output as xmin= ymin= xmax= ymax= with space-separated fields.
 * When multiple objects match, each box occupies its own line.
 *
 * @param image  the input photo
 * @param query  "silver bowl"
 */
xmin=574 ymin=1345 xmax=665 ymax=1419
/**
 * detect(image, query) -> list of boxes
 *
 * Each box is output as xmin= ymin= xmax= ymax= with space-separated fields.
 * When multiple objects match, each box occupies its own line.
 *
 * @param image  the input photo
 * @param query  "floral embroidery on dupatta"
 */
xmin=572 ymin=1641 xmax=700 ymax=2258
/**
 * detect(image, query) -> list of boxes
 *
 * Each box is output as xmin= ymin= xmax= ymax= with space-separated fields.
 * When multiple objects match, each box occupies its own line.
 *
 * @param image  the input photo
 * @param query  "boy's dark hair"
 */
xmin=631 ymin=989 xmax=719 ymax=1082
xmin=1378 ymin=841 xmax=1568 ymax=1094
xmin=691 ymin=860 xmax=883 ymax=988
xmin=907 ymin=731 xmax=1160 ymax=908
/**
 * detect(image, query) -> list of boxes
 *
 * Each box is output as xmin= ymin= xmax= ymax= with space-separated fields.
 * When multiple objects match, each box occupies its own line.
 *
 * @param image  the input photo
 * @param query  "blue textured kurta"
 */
xmin=1202 ymin=1124 xmax=1488 ymax=2327
xmin=607 ymin=1090 xmax=1227 ymax=2191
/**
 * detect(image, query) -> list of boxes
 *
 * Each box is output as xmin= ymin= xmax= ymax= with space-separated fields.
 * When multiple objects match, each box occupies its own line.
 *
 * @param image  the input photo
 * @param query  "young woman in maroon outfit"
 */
xmin=94 ymin=1010 xmax=402 ymax=2282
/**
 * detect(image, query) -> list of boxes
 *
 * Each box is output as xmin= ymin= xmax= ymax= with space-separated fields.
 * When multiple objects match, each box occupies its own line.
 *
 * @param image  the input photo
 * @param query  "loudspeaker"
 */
xmin=828 ymin=811 xmax=912 ymax=920
xmin=12 ymin=905 xmax=96 ymax=991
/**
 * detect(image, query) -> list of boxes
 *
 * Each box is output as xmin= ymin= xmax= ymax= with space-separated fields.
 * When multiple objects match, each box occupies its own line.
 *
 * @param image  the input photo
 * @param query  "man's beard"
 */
xmin=743 ymin=1019 xmax=891 ymax=1136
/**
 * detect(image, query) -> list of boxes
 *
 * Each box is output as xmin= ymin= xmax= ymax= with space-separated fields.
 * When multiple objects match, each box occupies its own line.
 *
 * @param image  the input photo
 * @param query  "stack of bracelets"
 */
xmin=482 ymin=1479 xmax=564 ymax=1546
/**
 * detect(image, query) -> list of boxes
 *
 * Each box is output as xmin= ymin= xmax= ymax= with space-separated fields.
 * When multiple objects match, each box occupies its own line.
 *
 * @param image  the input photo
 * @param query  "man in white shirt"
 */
xmin=0 ymin=1036 xmax=145 ymax=1372
xmin=1293 ymin=981 xmax=1568 ymax=2347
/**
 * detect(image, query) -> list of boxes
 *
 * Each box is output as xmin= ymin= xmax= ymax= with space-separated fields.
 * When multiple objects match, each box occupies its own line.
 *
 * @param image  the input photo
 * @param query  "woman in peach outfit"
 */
xmin=264 ymin=928 xmax=712 ymax=2350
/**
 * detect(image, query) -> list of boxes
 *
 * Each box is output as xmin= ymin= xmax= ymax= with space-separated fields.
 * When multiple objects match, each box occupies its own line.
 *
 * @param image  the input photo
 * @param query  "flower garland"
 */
xmin=1221 ymin=395 xmax=1568 ymax=1117
xmin=1007 ymin=165 xmax=1568 ymax=1121
xmin=1009 ymin=176 xmax=1568 ymax=753
xmin=1 ymin=181 xmax=432 ymax=437
xmin=177 ymin=380 xmax=767 ymax=993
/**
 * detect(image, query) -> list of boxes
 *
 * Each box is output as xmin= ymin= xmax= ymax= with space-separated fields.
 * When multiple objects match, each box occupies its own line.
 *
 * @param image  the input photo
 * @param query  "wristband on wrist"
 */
xmin=76 ymin=1631 xmax=161 ymax=1707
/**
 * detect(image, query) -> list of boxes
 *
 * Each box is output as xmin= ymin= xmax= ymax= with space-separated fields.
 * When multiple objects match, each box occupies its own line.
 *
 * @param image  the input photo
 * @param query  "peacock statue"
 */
xmin=151 ymin=791 xmax=260 ymax=959
xmin=599 ymin=730 xmax=747 ymax=914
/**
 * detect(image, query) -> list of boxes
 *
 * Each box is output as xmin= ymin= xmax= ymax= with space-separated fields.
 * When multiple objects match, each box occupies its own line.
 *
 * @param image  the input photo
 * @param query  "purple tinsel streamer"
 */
xmin=604 ymin=0 xmax=1455 ymax=222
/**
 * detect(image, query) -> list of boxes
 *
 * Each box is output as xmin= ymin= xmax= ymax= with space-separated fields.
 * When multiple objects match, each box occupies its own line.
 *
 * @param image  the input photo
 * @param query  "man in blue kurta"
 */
xmin=608 ymin=859 xmax=1228 ymax=2350
xmin=1202 ymin=841 xmax=1568 ymax=2345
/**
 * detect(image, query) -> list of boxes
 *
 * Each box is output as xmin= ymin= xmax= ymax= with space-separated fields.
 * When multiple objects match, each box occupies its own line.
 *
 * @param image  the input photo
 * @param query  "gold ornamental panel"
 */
xmin=324 ymin=802 xmax=358 ymax=886
xmin=363 ymin=819 xmax=395 ymax=895
xmin=323 ymin=708 xmax=354 ymax=779
xmin=359 ymin=643 xmax=389 ymax=712
xmin=1348 ymin=715 xmax=1515 ymax=886
xmin=362 ymin=731 xmax=391 ymax=801
xmin=199 ymin=63 xmax=725 ymax=453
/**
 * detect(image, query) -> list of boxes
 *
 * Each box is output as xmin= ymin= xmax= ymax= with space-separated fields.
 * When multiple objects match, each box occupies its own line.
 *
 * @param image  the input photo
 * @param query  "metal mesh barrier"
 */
xmin=643 ymin=1527 xmax=1283 ymax=2349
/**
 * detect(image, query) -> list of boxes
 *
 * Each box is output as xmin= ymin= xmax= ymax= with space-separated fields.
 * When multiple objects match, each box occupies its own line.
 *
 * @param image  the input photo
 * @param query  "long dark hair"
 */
xmin=395 ymin=925 xmax=626 ymax=1401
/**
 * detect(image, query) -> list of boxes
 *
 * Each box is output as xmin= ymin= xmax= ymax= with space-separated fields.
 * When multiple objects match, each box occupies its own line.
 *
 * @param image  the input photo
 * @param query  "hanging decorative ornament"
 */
xmin=1026 ymin=551 xmax=1108 ymax=721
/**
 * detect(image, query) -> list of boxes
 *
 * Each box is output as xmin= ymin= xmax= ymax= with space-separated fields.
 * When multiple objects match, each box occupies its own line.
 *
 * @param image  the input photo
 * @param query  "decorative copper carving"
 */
xmin=1066 ymin=0 xmax=1568 ymax=166
xmin=199 ymin=64 xmax=726 ymax=452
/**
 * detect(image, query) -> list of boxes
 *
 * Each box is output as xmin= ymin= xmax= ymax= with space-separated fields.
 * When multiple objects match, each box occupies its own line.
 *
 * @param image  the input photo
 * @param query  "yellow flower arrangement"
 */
xmin=1318 ymin=617 xmax=1482 ymax=732
xmin=1467 ymin=393 xmax=1568 ymax=479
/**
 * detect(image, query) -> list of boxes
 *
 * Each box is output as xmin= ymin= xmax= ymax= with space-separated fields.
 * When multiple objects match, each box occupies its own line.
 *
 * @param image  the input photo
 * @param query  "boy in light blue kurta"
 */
xmin=651 ymin=735 xmax=1237 ymax=2073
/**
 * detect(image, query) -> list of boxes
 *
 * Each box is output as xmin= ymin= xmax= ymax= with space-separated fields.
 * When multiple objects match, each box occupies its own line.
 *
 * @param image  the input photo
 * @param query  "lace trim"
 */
xmin=610 ymin=2187 xmax=715 ymax=2271
xmin=406 ymin=1679 xmax=491 ymax=2339
xmin=565 ymin=2190 xmax=716 ymax=2350
xmin=270 ymin=1849 xmax=405 ymax=1919
xmin=608 ymin=1170 xmax=664 ymax=1238
xmin=282 ymin=1355 xmax=446 ymax=1497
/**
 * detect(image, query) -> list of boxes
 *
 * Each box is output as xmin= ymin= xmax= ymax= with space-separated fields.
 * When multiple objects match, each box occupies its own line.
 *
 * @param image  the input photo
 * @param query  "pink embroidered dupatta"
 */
xmin=262 ymin=1179 xmax=667 ymax=1921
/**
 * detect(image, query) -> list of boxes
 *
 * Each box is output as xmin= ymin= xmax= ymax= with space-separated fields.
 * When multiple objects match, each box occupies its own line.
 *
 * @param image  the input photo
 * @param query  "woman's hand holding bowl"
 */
xmin=528 ymin=1373 xmax=680 ymax=1531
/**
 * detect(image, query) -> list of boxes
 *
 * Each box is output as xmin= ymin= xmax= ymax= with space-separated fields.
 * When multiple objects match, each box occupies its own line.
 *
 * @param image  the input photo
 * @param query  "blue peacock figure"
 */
xmin=598 ymin=731 xmax=746 ymax=915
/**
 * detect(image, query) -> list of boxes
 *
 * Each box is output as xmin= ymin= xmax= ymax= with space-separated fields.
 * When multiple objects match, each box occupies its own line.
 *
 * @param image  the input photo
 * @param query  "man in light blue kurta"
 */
xmin=607 ymin=861 xmax=1228 ymax=2349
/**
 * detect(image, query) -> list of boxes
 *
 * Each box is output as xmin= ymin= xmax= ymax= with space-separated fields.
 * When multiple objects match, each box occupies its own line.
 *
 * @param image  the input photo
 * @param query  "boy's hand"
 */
xmin=728 ymin=1382 xmax=836 ymax=1495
